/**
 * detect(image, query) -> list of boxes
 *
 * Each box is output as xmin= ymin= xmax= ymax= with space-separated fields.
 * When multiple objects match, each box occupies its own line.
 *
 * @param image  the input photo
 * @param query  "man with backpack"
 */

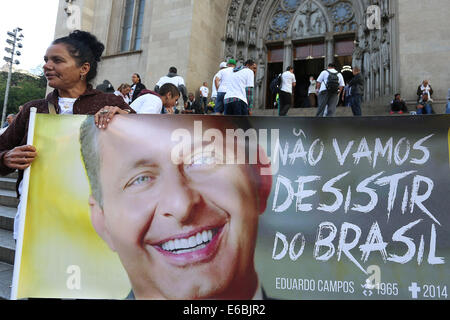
xmin=278 ymin=66 xmax=296 ymax=116
xmin=315 ymin=63 xmax=345 ymax=117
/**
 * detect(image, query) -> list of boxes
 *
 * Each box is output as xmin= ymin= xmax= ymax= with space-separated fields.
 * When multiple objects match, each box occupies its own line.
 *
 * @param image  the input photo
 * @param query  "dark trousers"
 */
xmin=215 ymin=92 xmax=226 ymax=113
xmin=316 ymin=91 xmax=339 ymax=117
xmin=350 ymin=94 xmax=362 ymax=116
xmin=224 ymin=100 xmax=249 ymax=115
xmin=202 ymin=97 xmax=208 ymax=113
xmin=279 ymin=91 xmax=292 ymax=116
xmin=309 ymin=93 xmax=317 ymax=108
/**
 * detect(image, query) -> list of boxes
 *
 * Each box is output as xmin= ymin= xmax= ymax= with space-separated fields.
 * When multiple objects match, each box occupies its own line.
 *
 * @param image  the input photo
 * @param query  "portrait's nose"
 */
xmin=156 ymin=169 xmax=201 ymax=224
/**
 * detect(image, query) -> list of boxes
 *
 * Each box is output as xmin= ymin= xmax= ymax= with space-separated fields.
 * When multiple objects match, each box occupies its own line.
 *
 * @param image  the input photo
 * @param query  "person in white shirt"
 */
xmin=224 ymin=59 xmax=257 ymax=115
xmin=315 ymin=63 xmax=345 ymax=117
xmin=154 ymin=67 xmax=188 ymax=109
xmin=308 ymin=76 xmax=317 ymax=108
xmin=199 ymin=82 xmax=209 ymax=114
xmin=114 ymin=83 xmax=132 ymax=104
xmin=215 ymin=59 xmax=236 ymax=114
xmin=279 ymin=66 xmax=296 ymax=116
xmin=131 ymin=83 xmax=180 ymax=114
xmin=212 ymin=62 xmax=226 ymax=104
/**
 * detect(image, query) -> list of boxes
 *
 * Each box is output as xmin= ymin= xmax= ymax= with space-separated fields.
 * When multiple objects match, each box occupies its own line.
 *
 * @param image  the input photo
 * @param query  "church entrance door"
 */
xmin=293 ymin=41 xmax=325 ymax=108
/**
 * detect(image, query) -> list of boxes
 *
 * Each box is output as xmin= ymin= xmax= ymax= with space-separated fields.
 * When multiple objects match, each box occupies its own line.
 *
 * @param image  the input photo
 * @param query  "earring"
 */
xmin=80 ymin=74 xmax=86 ymax=81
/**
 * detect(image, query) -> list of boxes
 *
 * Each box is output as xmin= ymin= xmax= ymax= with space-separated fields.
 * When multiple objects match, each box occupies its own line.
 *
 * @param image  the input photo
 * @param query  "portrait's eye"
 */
xmin=125 ymin=174 xmax=153 ymax=189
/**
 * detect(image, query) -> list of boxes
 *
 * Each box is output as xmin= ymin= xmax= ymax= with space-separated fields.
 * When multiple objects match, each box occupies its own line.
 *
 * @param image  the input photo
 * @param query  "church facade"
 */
xmin=54 ymin=0 xmax=450 ymax=111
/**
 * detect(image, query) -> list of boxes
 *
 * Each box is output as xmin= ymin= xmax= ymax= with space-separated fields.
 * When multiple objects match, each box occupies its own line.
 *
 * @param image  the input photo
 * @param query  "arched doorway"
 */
xmin=224 ymin=0 xmax=395 ymax=109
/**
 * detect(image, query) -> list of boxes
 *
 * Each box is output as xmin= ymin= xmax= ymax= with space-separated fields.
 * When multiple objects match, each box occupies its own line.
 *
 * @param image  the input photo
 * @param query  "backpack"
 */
xmin=269 ymin=74 xmax=282 ymax=95
xmin=325 ymin=70 xmax=340 ymax=93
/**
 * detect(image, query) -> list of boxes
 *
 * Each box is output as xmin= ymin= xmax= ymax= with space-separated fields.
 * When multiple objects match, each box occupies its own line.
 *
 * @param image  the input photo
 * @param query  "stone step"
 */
xmin=0 ymin=262 xmax=13 ymax=300
xmin=253 ymin=101 xmax=449 ymax=117
xmin=0 ymin=178 xmax=16 ymax=192
xmin=0 ymin=190 xmax=18 ymax=208
xmin=5 ymin=171 xmax=17 ymax=180
xmin=0 ymin=206 xmax=16 ymax=232
xmin=0 ymin=229 xmax=15 ymax=265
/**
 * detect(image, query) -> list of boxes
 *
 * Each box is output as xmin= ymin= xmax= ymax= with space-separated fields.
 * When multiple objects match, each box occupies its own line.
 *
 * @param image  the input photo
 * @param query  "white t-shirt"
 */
xmin=280 ymin=71 xmax=296 ymax=94
xmin=317 ymin=69 xmax=345 ymax=93
xmin=130 ymin=93 xmax=163 ymax=114
xmin=156 ymin=75 xmax=185 ymax=88
xmin=308 ymin=80 xmax=317 ymax=94
xmin=217 ymin=67 xmax=234 ymax=93
xmin=200 ymin=86 xmax=209 ymax=98
xmin=211 ymin=72 xmax=220 ymax=98
xmin=58 ymin=97 xmax=77 ymax=115
xmin=224 ymin=68 xmax=255 ymax=105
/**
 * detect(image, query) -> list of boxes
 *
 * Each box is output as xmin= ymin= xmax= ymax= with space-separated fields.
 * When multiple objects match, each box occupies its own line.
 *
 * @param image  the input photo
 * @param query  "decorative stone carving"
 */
xmin=226 ymin=19 xmax=236 ymax=40
xmin=226 ymin=0 xmax=241 ymax=41
xmin=292 ymin=1 xmax=326 ymax=38
xmin=363 ymin=40 xmax=371 ymax=75
xmin=381 ymin=29 xmax=390 ymax=68
xmin=300 ymin=1 xmax=318 ymax=34
xmin=249 ymin=28 xmax=257 ymax=46
xmin=293 ymin=17 xmax=305 ymax=37
xmin=237 ymin=50 xmax=245 ymax=64
xmin=313 ymin=15 xmax=326 ymax=34
xmin=238 ymin=23 xmax=247 ymax=43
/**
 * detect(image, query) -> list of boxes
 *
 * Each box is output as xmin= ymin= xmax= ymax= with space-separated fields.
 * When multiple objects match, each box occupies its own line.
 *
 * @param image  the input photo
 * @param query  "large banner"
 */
xmin=12 ymin=114 xmax=450 ymax=300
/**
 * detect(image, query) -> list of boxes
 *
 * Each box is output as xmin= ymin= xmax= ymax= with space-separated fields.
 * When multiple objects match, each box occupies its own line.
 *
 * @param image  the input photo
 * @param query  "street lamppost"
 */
xmin=2 ymin=28 xmax=24 ymax=126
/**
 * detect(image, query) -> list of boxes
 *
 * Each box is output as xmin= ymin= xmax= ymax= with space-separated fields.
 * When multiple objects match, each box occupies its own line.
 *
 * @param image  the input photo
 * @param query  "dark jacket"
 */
xmin=185 ymin=99 xmax=204 ymax=114
xmin=390 ymin=99 xmax=408 ymax=112
xmin=131 ymin=82 xmax=147 ymax=103
xmin=0 ymin=84 xmax=134 ymax=196
xmin=348 ymin=73 xmax=364 ymax=96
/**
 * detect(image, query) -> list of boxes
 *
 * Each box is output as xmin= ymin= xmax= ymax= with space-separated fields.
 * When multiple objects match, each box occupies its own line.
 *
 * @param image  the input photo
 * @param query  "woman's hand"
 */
xmin=3 ymin=145 xmax=37 ymax=170
xmin=95 ymin=106 xmax=130 ymax=129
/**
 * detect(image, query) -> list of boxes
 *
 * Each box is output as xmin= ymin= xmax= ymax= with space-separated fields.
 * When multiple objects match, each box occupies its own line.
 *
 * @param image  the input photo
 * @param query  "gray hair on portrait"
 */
xmin=79 ymin=116 xmax=103 ymax=207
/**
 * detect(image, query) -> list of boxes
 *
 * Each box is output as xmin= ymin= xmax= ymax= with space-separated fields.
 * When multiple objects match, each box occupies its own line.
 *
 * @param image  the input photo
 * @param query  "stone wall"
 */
xmin=398 ymin=0 xmax=450 ymax=103
xmin=187 ymin=0 xmax=229 ymax=96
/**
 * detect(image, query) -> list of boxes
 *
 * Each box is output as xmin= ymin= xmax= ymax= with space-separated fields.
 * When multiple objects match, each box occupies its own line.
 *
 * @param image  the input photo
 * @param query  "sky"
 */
xmin=0 ymin=0 xmax=59 ymax=73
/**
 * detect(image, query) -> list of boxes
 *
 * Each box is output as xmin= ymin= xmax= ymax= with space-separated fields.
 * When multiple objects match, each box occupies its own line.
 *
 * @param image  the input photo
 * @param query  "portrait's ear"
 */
xmin=255 ymin=145 xmax=272 ymax=214
xmin=89 ymin=195 xmax=116 ymax=252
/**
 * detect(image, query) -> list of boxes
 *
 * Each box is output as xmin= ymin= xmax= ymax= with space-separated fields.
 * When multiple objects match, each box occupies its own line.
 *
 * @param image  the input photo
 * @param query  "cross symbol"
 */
xmin=408 ymin=282 xmax=421 ymax=299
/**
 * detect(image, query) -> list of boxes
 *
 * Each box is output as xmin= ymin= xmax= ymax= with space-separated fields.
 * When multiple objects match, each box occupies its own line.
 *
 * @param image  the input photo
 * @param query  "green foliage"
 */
xmin=0 ymin=71 xmax=47 ymax=115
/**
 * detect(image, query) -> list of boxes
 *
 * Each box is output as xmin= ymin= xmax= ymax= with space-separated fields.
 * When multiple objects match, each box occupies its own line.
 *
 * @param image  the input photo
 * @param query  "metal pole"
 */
xmin=2 ymin=59 xmax=13 ymax=126
xmin=2 ymin=29 xmax=17 ymax=126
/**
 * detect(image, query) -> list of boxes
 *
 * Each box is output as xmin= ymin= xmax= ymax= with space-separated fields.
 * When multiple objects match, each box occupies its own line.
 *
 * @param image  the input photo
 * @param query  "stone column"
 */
xmin=283 ymin=40 xmax=293 ymax=70
xmin=325 ymin=35 xmax=334 ymax=65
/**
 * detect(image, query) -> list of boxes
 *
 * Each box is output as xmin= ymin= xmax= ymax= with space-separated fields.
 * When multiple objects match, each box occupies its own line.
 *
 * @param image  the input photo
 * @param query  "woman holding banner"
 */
xmin=0 ymin=30 xmax=134 ymax=240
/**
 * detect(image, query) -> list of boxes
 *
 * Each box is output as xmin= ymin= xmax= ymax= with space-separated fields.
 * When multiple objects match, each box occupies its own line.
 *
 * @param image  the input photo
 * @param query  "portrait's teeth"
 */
xmin=196 ymin=233 xmax=203 ymax=245
xmin=160 ymin=229 xmax=219 ymax=254
xmin=188 ymin=236 xmax=196 ymax=248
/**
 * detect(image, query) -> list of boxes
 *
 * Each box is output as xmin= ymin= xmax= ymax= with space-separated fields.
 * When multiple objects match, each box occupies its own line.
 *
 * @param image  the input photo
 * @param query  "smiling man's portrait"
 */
xmin=79 ymin=115 xmax=272 ymax=300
